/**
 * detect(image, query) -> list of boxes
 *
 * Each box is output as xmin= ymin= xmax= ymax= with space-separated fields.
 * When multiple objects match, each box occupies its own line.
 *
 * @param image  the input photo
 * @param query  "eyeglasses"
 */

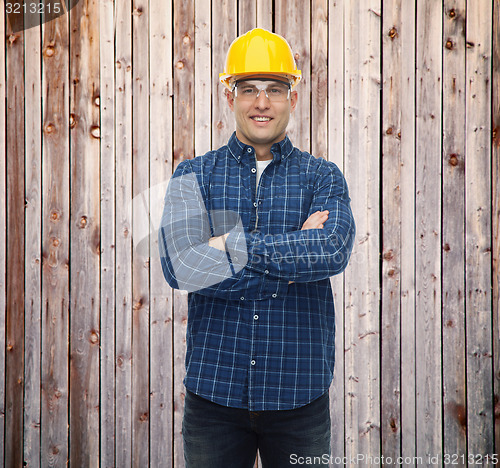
xmin=232 ymin=79 xmax=291 ymax=102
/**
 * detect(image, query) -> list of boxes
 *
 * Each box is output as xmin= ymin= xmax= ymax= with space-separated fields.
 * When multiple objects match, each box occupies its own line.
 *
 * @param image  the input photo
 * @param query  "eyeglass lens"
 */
xmin=234 ymin=80 xmax=290 ymax=102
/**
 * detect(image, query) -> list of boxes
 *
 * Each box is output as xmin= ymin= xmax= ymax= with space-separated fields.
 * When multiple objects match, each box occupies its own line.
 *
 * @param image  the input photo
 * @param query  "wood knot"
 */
xmin=69 ymin=114 xmax=77 ymax=129
xmin=175 ymin=60 xmax=184 ymax=69
xmin=44 ymin=123 xmax=55 ymax=134
xmin=139 ymin=412 xmax=149 ymax=422
xmin=50 ymin=210 xmax=61 ymax=222
xmin=294 ymin=53 xmax=300 ymax=61
xmin=79 ymin=216 xmax=88 ymax=228
xmin=389 ymin=417 xmax=398 ymax=432
xmin=388 ymin=27 xmax=398 ymax=40
xmin=383 ymin=250 xmax=394 ymax=260
xmin=445 ymin=39 xmax=454 ymax=50
xmin=443 ymin=243 xmax=451 ymax=251
xmin=448 ymin=153 xmax=459 ymax=166
xmin=386 ymin=127 xmax=393 ymax=135
xmin=183 ymin=34 xmax=191 ymax=44
xmin=217 ymin=121 xmax=224 ymax=130
xmin=6 ymin=343 xmax=13 ymax=351
xmin=8 ymin=34 xmax=20 ymax=45
xmin=449 ymin=8 xmax=456 ymax=18
xmin=44 ymin=46 xmax=55 ymax=57
xmin=387 ymin=269 xmax=395 ymax=277
xmin=90 ymin=126 xmax=101 ymax=139
xmin=94 ymin=96 xmax=100 ymax=107
xmin=89 ymin=330 xmax=99 ymax=344
xmin=52 ymin=237 xmax=60 ymax=247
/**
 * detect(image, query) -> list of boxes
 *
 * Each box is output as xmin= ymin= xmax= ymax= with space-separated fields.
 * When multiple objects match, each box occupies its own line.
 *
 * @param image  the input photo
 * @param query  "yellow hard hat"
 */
xmin=219 ymin=28 xmax=302 ymax=90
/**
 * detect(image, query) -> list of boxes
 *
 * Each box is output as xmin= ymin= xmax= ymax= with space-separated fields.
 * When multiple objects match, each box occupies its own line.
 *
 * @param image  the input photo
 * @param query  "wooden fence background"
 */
xmin=1 ymin=0 xmax=499 ymax=466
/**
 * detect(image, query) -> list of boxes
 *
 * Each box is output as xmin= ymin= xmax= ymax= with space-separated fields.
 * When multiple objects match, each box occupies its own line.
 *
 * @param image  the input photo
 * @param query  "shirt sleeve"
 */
xmin=158 ymin=160 xmax=283 ymax=300
xmin=226 ymin=161 xmax=356 ymax=283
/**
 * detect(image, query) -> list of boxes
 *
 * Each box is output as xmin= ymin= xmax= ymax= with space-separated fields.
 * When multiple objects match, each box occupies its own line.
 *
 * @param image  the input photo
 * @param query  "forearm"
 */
xmin=227 ymin=220 xmax=355 ymax=283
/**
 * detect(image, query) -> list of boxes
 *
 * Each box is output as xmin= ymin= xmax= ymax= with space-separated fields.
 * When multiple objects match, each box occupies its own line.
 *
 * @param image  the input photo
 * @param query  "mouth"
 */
xmin=250 ymin=116 xmax=273 ymax=124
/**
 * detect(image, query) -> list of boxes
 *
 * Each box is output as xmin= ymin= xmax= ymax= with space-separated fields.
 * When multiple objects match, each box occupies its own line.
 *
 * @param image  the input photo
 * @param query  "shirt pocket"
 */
xmin=268 ymin=189 xmax=311 ymax=232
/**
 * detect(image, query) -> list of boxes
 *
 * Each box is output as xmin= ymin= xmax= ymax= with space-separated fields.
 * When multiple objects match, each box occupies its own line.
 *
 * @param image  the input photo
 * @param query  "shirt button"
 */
xmin=264 ymin=270 xmax=269 ymax=274
xmin=251 ymin=360 xmax=256 ymax=366
xmin=251 ymin=168 xmax=256 ymax=173
xmin=254 ymin=315 xmax=259 ymax=320
xmin=272 ymin=293 xmax=277 ymax=298
xmin=240 ymin=296 xmax=245 ymax=301
xmin=247 ymin=148 xmax=252 ymax=153
xmin=253 ymin=202 xmax=258 ymax=207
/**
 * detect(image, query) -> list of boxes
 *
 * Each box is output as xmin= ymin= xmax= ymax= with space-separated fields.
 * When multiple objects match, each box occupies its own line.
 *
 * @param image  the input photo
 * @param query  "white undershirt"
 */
xmin=256 ymin=159 xmax=272 ymax=187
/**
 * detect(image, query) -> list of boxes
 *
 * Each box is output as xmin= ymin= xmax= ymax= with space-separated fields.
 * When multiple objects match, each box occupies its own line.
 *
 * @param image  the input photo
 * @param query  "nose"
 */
xmin=254 ymin=90 xmax=271 ymax=108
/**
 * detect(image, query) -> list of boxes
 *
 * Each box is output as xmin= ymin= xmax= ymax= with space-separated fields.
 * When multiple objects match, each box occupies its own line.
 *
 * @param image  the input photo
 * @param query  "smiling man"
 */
xmin=159 ymin=28 xmax=356 ymax=468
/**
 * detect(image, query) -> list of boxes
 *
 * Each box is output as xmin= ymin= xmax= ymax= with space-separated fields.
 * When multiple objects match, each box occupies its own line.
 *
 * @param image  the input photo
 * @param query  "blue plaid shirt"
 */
xmin=159 ymin=132 xmax=355 ymax=411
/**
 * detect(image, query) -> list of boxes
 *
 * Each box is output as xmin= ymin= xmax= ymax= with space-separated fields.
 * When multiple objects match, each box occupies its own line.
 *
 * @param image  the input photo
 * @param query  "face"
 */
xmin=225 ymin=74 xmax=298 ymax=148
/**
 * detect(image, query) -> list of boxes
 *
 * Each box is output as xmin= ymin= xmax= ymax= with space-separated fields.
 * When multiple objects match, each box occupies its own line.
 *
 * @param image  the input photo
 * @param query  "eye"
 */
xmin=240 ymin=86 xmax=257 ymax=94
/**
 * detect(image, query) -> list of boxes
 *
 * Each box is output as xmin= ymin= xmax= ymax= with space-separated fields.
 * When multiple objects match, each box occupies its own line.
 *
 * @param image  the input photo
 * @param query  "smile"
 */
xmin=251 ymin=116 xmax=272 ymax=122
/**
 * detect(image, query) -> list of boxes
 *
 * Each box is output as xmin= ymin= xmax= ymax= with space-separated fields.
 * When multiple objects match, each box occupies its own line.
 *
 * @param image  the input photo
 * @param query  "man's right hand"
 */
xmin=300 ymin=210 xmax=329 ymax=230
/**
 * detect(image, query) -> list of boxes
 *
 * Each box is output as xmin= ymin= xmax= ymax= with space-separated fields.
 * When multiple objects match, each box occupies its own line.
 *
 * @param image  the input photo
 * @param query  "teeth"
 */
xmin=253 ymin=117 xmax=270 ymax=122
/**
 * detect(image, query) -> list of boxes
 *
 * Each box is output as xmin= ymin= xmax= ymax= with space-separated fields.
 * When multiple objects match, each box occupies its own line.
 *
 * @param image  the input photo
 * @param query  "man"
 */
xmin=159 ymin=28 xmax=355 ymax=468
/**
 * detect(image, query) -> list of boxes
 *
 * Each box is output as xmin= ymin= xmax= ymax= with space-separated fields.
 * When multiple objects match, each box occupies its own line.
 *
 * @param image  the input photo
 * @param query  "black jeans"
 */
xmin=182 ymin=390 xmax=331 ymax=468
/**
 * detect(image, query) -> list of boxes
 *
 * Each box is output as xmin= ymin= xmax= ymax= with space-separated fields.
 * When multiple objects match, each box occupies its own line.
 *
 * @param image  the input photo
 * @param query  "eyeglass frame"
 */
xmin=231 ymin=78 xmax=292 ymax=102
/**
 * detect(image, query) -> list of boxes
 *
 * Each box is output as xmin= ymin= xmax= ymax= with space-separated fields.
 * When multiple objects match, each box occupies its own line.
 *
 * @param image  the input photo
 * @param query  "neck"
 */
xmin=254 ymin=145 xmax=273 ymax=161
xmin=235 ymin=130 xmax=285 ymax=161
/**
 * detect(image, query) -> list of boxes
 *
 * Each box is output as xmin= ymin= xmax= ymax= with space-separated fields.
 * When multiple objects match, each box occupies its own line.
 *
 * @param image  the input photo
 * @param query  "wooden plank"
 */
xmin=275 ymin=0 xmax=311 ymax=152
xmin=399 ymin=0 xmax=416 ymax=462
xmin=212 ymin=0 xmax=237 ymax=150
xmin=343 ymin=0 xmax=381 ymax=460
xmin=381 ymin=0 xmax=402 ymax=462
xmin=0 ymin=1 xmax=6 ymax=463
xmin=442 ymin=0 xmax=467 ymax=462
xmin=150 ymin=0 xmax=174 ymax=465
xmin=256 ymin=0 xmax=272 ymax=31
xmin=173 ymin=1 xmax=195 ymax=465
xmin=23 ymin=16 xmax=42 ymax=468
xmin=311 ymin=0 xmax=328 ymax=161
xmin=195 ymin=0 xmax=212 ymax=155
xmin=465 ymin=0 xmax=494 ymax=456
xmin=493 ymin=0 xmax=500 ymax=451
xmin=327 ymin=0 xmax=345 ymax=460
xmin=99 ymin=0 xmax=116 ymax=465
xmin=415 ymin=0 xmax=442 ymax=462
xmin=115 ymin=0 xmax=134 ymax=464
xmin=238 ymin=0 xmax=256 ymax=34
xmin=132 ymin=0 xmax=151 ymax=465
xmin=5 ymin=27 xmax=25 ymax=468
xmin=41 ymin=10 xmax=70 ymax=467
xmin=69 ymin=0 xmax=101 ymax=464
xmin=5 ymin=10 xmax=25 ymax=468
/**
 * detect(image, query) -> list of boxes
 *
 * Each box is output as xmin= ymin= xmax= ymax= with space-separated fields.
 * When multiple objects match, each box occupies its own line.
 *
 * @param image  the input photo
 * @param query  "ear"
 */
xmin=225 ymin=89 xmax=235 ymax=111
xmin=290 ymin=91 xmax=298 ymax=113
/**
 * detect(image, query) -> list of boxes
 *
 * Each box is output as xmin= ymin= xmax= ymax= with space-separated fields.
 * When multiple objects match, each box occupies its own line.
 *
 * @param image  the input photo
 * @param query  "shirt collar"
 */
xmin=227 ymin=132 xmax=294 ymax=164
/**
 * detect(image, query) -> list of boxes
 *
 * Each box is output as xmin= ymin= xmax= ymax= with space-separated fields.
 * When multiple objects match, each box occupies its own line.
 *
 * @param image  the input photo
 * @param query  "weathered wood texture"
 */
xmin=494 ymin=0 xmax=500 ymax=453
xmin=1 ymin=1 xmax=498 ymax=466
xmin=344 ymin=1 xmax=381 ymax=461
xmin=442 ymin=0 xmax=467 ymax=462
